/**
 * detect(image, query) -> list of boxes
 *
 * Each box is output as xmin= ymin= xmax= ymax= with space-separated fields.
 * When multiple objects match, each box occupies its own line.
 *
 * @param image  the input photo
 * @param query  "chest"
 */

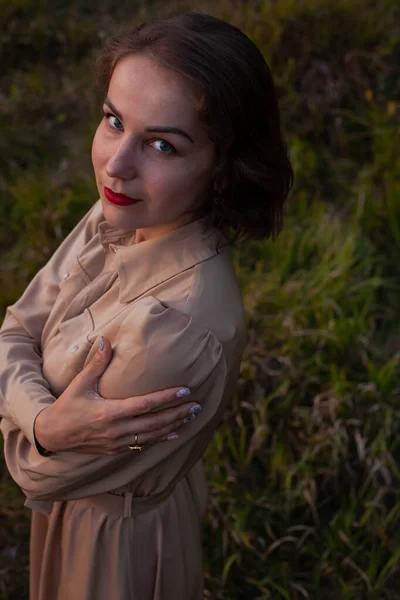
xmin=40 ymin=249 xmax=193 ymax=397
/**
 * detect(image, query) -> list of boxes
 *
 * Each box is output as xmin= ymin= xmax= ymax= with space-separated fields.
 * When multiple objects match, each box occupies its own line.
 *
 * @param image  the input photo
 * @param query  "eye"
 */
xmin=103 ymin=112 xmax=123 ymax=131
xmin=149 ymin=140 xmax=176 ymax=155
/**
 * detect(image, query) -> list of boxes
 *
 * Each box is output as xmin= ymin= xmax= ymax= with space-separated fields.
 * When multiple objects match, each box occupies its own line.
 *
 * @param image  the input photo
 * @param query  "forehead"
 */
xmin=108 ymin=54 xmax=201 ymax=127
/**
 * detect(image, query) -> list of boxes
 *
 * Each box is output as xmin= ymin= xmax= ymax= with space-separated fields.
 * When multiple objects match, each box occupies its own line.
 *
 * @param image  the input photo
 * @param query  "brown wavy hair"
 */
xmin=96 ymin=12 xmax=294 ymax=243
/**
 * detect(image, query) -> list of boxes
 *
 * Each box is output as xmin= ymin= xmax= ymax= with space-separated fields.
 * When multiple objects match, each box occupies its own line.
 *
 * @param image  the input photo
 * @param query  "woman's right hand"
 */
xmin=34 ymin=337 xmax=200 ymax=455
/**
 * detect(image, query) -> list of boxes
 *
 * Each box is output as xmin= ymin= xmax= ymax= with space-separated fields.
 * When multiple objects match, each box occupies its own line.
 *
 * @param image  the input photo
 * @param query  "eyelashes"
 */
xmin=103 ymin=112 xmax=123 ymax=131
xmin=102 ymin=112 xmax=177 ymax=156
xmin=150 ymin=140 xmax=176 ymax=155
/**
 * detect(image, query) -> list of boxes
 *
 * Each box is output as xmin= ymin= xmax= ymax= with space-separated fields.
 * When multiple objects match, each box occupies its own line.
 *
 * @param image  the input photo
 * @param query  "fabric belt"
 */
xmin=83 ymin=484 xmax=176 ymax=519
xmin=25 ymin=484 xmax=176 ymax=518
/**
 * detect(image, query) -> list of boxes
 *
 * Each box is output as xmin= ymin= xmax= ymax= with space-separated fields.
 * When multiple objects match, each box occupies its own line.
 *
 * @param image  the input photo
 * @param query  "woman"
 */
xmin=0 ymin=12 xmax=293 ymax=600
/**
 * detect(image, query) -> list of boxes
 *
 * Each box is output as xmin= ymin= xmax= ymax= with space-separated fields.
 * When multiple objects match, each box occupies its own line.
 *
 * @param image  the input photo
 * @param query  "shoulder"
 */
xmin=184 ymin=245 xmax=247 ymax=350
xmin=112 ymin=296 xmax=227 ymax=395
xmin=187 ymin=245 xmax=244 ymax=312
xmin=139 ymin=235 xmax=247 ymax=366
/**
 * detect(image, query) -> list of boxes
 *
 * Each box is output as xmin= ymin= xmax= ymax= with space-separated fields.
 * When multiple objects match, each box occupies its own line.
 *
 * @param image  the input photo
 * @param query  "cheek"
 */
xmin=176 ymin=155 xmax=215 ymax=195
xmin=91 ymin=127 xmax=106 ymax=172
xmin=148 ymin=155 xmax=213 ymax=193
xmin=91 ymin=129 xmax=99 ymax=169
xmin=141 ymin=163 xmax=181 ymax=192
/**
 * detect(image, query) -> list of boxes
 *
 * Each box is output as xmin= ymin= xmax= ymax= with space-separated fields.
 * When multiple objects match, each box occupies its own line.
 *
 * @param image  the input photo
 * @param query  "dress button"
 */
xmin=63 ymin=272 xmax=70 ymax=280
xmin=68 ymin=345 xmax=79 ymax=354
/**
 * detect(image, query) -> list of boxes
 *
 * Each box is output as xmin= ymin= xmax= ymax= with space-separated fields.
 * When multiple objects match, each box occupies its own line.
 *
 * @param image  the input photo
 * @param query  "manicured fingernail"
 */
xmin=167 ymin=433 xmax=179 ymax=441
xmin=176 ymin=387 xmax=191 ymax=398
xmin=189 ymin=404 xmax=201 ymax=416
xmin=98 ymin=336 xmax=105 ymax=352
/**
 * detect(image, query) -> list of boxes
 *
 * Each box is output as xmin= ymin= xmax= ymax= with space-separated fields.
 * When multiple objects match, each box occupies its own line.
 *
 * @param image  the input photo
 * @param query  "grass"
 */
xmin=0 ymin=0 xmax=399 ymax=598
xmin=203 ymin=196 xmax=400 ymax=598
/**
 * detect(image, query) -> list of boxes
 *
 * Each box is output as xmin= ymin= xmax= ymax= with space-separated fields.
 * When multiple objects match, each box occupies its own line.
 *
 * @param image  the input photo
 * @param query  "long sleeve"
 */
xmin=0 ymin=200 xmax=103 ymax=446
xmin=1 ymin=298 xmax=230 ymax=501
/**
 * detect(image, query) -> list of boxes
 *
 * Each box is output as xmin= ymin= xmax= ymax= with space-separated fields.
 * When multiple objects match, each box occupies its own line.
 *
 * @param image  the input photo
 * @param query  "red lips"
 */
xmin=104 ymin=187 xmax=141 ymax=206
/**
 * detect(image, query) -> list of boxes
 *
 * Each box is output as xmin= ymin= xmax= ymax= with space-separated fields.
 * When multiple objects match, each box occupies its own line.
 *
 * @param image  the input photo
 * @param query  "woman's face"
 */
xmin=92 ymin=53 xmax=217 ymax=240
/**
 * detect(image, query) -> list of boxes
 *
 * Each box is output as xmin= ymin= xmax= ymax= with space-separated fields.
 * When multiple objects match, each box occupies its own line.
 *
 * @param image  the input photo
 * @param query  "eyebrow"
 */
xmin=103 ymin=97 xmax=195 ymax=144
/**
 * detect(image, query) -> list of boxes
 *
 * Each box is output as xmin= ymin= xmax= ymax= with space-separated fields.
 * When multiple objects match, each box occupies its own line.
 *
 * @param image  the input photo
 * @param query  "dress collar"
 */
xmin=96 ymin=216 xmax=226 ymax=303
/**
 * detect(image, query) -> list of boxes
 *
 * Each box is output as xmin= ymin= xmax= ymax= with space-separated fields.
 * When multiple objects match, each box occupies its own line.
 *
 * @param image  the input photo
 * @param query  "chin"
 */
xmin=101 ymin=198 xmax=140 ymax=231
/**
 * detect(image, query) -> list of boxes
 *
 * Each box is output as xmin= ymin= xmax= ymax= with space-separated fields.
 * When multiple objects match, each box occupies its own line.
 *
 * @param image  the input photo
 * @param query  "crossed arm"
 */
xmin=0 ymin=201 xmax=228 ymax=502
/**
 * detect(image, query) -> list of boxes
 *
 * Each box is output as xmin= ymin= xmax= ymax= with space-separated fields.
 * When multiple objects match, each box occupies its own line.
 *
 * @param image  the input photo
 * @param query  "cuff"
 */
xmin=33 ymin=409 xmax=55 ymax=457
xmin=33 ymin=431 xmax=55 ymax=457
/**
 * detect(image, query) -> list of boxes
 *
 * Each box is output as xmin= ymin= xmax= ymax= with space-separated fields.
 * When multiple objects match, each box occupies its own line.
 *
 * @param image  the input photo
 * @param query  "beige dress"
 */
xmin=0 ymin=200 xmax=247 ymax=600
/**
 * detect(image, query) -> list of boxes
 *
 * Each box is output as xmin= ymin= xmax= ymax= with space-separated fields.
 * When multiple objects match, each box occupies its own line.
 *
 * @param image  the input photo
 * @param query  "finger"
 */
xmin=117 ymin=417 xmax=186 ymax=449
xmin=116 ymin=401 xmax=201 ymax=438
xmin=112 ymin=386 xmax=192 ymax=419
xmin=74 ymin=337 xmax=113 ymax=392
xmin=74 ymin=414 xmax=189 ymax=454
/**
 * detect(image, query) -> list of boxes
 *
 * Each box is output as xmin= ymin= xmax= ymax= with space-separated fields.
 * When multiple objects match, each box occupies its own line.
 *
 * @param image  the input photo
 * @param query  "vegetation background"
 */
xmin=0 ymin=0 xmax=399 ymax=598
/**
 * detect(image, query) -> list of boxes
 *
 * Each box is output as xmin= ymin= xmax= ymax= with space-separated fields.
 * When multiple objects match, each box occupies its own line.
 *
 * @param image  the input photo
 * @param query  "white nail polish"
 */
xmin=176 ymin=387 xmax=191 ymax=398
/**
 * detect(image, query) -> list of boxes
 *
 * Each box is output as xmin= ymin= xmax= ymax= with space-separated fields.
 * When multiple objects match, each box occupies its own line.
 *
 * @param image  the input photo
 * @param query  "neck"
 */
xmin=133 ymin=214 xmax=198 ymax=244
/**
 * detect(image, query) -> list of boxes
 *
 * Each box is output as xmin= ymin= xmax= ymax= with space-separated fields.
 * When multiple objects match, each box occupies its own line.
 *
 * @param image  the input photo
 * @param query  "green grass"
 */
xmin=203 ymin=197 xmax=400 ymax=598
xmin=1 ymin=0 xmax=399 ymax=598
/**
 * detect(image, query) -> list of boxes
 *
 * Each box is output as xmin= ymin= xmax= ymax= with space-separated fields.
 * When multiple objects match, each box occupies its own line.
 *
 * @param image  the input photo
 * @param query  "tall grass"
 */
xmin=1 ymin=0 xmax=399 ymax=598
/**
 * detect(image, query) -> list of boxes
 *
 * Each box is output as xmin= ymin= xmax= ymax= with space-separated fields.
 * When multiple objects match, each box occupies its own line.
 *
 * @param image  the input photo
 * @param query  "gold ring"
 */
xmin=128 ymin=433 xmax=143 ymax=451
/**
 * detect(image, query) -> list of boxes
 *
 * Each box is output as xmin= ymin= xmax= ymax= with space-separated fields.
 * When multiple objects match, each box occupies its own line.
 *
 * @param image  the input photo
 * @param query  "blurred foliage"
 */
xmin=0 ymin=0 xmax=399 ymax=598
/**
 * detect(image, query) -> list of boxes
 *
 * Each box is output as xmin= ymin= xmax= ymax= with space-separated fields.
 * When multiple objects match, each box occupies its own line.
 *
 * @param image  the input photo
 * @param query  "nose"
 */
xmin=106 ymin=138 xmax=138 ymax=180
